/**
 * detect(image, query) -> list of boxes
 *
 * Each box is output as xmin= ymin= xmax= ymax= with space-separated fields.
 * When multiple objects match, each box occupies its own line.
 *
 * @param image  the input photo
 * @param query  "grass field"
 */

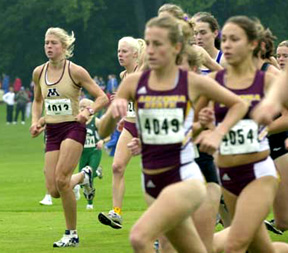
xmin=0 ymin=103 xmax=287 ymax=252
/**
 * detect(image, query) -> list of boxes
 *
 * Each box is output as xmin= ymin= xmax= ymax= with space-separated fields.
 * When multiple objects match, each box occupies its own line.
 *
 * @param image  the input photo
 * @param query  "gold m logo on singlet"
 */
xmin=47 ymin=88 xmax=60 ymax=97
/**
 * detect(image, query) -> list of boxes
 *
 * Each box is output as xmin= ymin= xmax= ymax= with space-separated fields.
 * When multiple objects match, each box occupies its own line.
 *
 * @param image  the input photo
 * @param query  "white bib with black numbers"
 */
xmin=84 ymin=135 xmax=96 ymax=148
xmin=220 ymin=119 xmax=260 ymax=155
xmin=45 ymin=98 xmax=72 ymax=116
xmin=126 ymin=101 xmax=136 ymax=118
xmin=138 ymin=108 xmax=184 ymax=144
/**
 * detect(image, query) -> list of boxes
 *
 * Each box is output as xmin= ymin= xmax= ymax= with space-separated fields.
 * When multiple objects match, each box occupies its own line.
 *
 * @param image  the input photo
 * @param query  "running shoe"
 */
xmin=86 ymin=204 xmax=94 ymax=210
xmin=98 ymin=210 xmax=122 ymax=229
xmin=53 ymin=230 xmax=79 ymax=248
xmin=39 ymin=194 xmax=52 ymax=206
xmin=264 ymin=219 xmax=283 ymax=235
xmin=154 ymin=239 xmax=160 ymax=253
xmin=81 ymin=166 xmax=95 ymax=201
xmin=96 ymin=166 xmax=103 ymax=179
xmin=73 ymin=184 xmax=81 ymax=201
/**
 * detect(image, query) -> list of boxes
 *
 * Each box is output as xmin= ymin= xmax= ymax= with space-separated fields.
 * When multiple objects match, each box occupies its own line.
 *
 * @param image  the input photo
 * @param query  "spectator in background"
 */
xmin=13 ymin=77 xmax=22 ymax=93
xmin=0 ymin=78 xmax=4 ymax=103
xmin=98 ymin=76 xmax=106 ymax=91
xmin=104 ymin=128 xmax=121 ymax=157
xmin=14 ymin=87 xmax=29 ymax=124
xmin=106 ymin=74 xmax=118 ymax=95
xmin=25 ymin=87 xmax=33 ymax=119
xmin=93 ymin=75 xmax=99 ymax=85
xmin=3 ymin=86 xmax=15 ymax=124
xmin=30 ymin=80 xmax=35 ymax=90
xmin=2 ymin=74 xmax=10 ymax=94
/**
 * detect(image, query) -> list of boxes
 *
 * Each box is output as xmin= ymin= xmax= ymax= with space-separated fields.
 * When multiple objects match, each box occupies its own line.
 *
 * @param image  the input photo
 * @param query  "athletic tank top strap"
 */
xmin=215 ymin=69 xmax=226 ymax=86
xmin=215 ymin=69 xmax=265 ymax=122
xmin=215 ymin=50 xmax=223 ymax=64
xmin=136 ymin=68 xmax=189 ymax=99
xmin=261 ymin=62 xmax=270 ymax=71
xmin=136 ymin=69 xmax=151 ymax=92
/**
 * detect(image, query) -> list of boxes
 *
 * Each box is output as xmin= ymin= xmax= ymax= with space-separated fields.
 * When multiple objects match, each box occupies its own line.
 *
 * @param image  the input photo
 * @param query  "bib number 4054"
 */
xmin=220 ymin=119 xmax=260 ymax=155
xmin=222 ymin=128 xmax=254 ymax=146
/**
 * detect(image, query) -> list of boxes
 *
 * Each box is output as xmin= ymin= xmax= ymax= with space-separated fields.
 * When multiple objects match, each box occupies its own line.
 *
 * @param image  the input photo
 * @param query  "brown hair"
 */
xmin=196 ymin=14 xmax=221 ymax=49
xmin=224 ymin=16 xmax=262 ymax=57
xmin=261 ymin=28 xmax=277 ymax=59
xmin=158 ymin=4 xmax=184 ymax=20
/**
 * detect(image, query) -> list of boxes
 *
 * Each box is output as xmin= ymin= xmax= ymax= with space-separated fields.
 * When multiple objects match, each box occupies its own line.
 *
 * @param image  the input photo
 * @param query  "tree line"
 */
xmin=0 ymin=0 xmax=287 ymax=86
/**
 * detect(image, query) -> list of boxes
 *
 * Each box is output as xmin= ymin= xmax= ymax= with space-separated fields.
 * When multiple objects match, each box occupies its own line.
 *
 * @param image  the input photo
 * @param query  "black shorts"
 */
xmin=268 ymin=131 xmax=288 ymax=160
xmin=195 ymin=146 xmax=219 ymax=184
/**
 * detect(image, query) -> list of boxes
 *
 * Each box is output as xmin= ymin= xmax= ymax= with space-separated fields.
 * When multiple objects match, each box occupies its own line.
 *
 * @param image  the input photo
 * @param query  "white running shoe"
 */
xmin=53 ymin=230 xmax=79 ymax=248
xmin=86 ymin=204 xmax=94 ymax=210
xmin=73 ymin=185 xmax=81 ymax=201
xmin=39 ymin=194 xmax=53 ymax=206
xmin=98 ymin=210 xmax=122 ymax=229
xmin=96 ymin=166 xmax=103 ymax=179
xmin=81 ymin=166 xmax=95 ymax=201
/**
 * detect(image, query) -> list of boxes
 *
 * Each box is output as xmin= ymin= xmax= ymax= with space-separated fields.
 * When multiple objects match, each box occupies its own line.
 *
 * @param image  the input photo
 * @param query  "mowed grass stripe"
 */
xmin=0 ymin=104 xmax=287 ymax=252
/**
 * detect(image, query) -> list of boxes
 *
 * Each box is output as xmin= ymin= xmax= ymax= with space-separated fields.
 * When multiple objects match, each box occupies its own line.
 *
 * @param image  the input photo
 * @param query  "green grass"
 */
xmin=0 ymin=103 xmax=287 ymax=252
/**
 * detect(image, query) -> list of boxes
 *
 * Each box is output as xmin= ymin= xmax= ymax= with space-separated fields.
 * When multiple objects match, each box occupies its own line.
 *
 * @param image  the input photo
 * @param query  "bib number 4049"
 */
xmin=138 ymin=108 xmax=184 ymax=145
xmin=144 ymin=118 xmax=179 ymax=135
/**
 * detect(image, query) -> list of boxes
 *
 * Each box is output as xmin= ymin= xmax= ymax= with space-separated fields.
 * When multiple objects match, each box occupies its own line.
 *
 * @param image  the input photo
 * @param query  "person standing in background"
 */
xmin=25 ymin=87 xmax=33 ymax=119
xmin=3 ymin=86 xmax=15 ymax=125
xmin=106 ymin=74 xmax=118 ymax=95
xmin=2 ymin=74 xmax=10 ymax=94
xmin=13 ymin=77 xmax=22 ymax=93
xmin=14 ymin=87 xmax=29 ymax=124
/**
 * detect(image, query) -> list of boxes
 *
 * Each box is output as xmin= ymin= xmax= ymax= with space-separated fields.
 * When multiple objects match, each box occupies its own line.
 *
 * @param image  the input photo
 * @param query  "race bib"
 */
xmin=220 ymin=119 xmax=260 ymax=155
xmin=45 ymin=99 xmax=72 ymax=116
xmin=138 ymin=108 xmax=184 ymax=144
xmin=126 ymin=101 xmax=136 ymax=118
xmin=84 ymin=135 xmax=96 ymax=148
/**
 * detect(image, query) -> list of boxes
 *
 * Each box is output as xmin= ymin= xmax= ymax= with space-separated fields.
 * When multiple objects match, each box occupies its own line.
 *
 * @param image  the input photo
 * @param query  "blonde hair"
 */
xmin=118 ymin=36 xmax=140 ymax=55
xmin=45 ymin=27 xmax=75 ymax=59
xmin=278 ymin=40 xmax=288 ymax=48
xmin=79 ymin=98 xmax=93 ymax=107
xmin=136 ymin=38 xmax=147 ymax=68
xmin=146 ymin=16 xmax=190 ymax=65
xmin=177 ymin=45 xmax=202 ymax=69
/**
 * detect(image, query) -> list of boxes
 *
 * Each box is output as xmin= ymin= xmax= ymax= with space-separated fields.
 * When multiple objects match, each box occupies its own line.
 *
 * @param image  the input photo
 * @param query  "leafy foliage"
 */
xmin=171 ymin=0 xmax=217 ymax=14
xmin=0 ymin=0 xmax=288 ymax=86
